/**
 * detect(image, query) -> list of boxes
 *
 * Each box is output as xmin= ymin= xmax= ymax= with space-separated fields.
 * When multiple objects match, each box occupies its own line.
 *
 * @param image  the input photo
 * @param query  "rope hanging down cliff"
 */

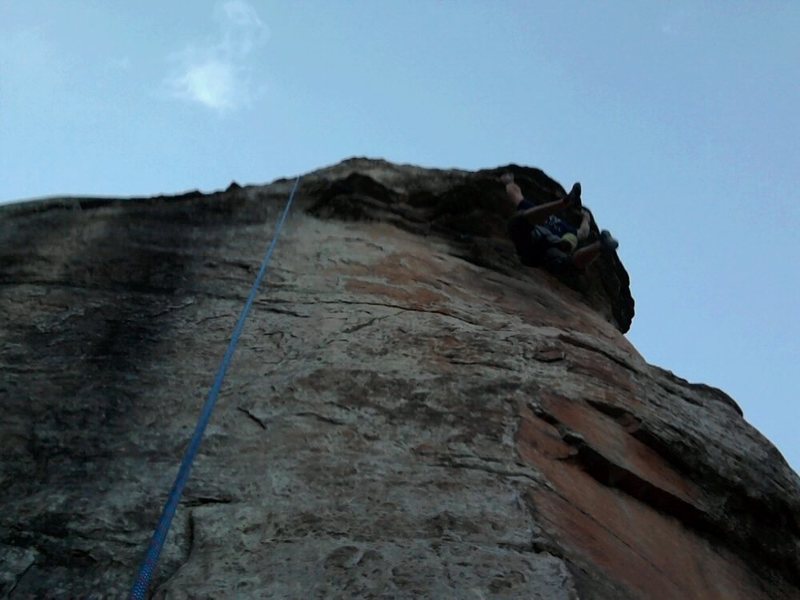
xmin=129 ymin=176 xmax=301 ymax=600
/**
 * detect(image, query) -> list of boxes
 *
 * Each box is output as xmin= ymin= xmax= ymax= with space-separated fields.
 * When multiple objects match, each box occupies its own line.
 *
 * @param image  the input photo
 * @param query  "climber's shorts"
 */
xmin=508 ymin=215 xmax=573 ymax=274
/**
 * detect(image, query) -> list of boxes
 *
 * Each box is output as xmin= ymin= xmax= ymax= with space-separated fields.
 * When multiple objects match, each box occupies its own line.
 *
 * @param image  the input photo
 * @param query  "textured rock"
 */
xmin=1 ymin=158 xmax=798 ymax=598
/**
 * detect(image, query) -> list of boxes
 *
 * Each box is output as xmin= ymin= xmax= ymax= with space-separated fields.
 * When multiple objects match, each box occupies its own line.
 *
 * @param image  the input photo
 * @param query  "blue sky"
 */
xmin=2 ymin=1 xmax=798 ymax=472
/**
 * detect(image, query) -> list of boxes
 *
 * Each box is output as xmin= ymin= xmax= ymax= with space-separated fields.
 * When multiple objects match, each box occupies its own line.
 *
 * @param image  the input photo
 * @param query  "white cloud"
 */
xmin=164 ymin=0 xmax=268 ymax=113
xmin=217 ymin=0 xmax=267 ymax=57
xmin=170 ymin=59 xmax=238 ymax=111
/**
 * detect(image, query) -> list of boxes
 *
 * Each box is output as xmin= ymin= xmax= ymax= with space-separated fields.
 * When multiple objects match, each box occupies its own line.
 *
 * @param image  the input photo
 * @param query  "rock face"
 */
xmin=1 ymin=158 xmax=798 ymax=599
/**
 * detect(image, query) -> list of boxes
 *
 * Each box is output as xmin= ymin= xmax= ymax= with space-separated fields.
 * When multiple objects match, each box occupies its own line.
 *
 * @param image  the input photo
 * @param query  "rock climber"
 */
xmin=501 ymin=173 xmax=618 ymax=273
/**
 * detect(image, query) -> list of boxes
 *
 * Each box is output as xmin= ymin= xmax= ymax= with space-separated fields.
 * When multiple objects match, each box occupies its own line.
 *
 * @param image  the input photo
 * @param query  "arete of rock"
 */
xmin=1 ymin=158 xmax=798 ymax=598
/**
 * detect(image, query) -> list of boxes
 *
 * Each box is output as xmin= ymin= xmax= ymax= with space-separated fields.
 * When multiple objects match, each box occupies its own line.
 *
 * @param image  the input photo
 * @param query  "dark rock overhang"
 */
xmin=302 ymin=158 xmax=634 ymax=333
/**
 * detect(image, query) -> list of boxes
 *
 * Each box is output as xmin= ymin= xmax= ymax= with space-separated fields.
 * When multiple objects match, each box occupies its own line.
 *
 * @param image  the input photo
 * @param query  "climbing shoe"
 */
xmin=565 ymin=182 xmax=582 ymax=210
xmin=600 ymin=229 xmax=619 ymax=251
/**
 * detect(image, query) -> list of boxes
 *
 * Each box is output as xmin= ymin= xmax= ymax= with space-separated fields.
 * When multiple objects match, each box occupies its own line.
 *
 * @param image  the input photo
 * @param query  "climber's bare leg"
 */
xmin=571 ymin=241 xmax=604 ymax=270
xmin=503 ymin=180 xmax=525 ymax=207
xmin=501 ymin=174 xmax=569 ymax=225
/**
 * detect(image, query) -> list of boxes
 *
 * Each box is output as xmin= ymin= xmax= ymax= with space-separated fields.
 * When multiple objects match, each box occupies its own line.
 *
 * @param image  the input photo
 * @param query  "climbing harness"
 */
xmin=129 ymin=176 xmax=301 ymax=599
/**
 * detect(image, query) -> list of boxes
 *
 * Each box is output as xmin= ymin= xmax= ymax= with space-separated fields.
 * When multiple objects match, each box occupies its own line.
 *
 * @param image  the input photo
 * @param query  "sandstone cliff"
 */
xmin=1 ymin=158 xmax=798 ymax=598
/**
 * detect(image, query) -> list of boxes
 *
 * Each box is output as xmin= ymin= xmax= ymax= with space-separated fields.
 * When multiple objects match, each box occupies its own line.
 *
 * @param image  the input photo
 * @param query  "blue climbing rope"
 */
xmin=129 ymin=176 xmax=301 ymax=599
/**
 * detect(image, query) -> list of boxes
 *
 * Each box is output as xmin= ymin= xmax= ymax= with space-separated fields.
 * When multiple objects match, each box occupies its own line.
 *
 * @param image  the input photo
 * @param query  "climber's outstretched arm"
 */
xmin=518 ymin=199 xmax=569 ymax=225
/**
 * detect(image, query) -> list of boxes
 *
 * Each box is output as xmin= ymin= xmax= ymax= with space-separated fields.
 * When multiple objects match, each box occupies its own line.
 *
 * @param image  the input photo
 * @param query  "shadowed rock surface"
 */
xmin=1 ymin=157 xmax=798 ymax=598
